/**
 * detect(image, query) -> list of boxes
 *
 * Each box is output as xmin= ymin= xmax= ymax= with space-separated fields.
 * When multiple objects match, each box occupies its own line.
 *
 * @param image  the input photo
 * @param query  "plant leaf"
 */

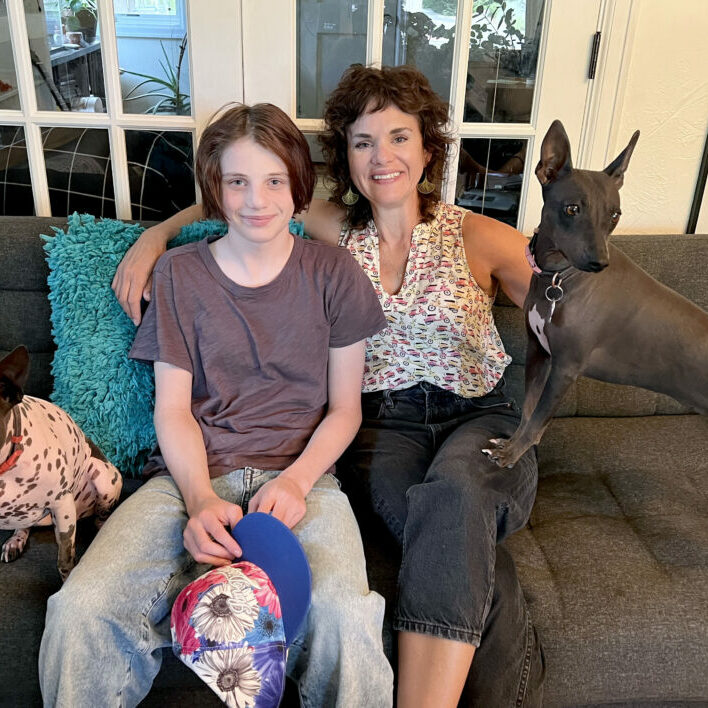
xmin=160 ymin=42 xmax=177 ymax=84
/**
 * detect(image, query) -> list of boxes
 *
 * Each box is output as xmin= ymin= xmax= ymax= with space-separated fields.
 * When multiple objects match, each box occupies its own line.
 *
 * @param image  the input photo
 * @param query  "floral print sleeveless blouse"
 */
xmin=339 ymin=202 xmax=511 ymax=397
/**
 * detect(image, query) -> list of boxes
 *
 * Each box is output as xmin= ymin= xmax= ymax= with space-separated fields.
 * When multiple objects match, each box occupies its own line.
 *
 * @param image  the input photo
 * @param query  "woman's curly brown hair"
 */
xmin=319 ymin=64 xmax=454 ymax=229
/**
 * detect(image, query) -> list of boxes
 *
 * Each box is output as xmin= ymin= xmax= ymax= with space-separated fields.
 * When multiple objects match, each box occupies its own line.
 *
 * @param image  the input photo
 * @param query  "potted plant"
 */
xmin=120 ymin=34 xmax=190 ymax=116
xmin=468 ymin=0 xmax=527 ymax=74
xmin=62 ymin=0 xmax=98 ymax=43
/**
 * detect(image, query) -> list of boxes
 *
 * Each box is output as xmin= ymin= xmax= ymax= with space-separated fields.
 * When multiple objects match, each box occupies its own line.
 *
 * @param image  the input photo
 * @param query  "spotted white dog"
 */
xmin=0 ymin=346 xmax=122 ymax=580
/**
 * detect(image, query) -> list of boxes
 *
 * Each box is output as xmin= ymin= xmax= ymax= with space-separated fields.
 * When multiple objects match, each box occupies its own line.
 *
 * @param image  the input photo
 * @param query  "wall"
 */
xmin=610 ymin=0 xmax=708 ymax=234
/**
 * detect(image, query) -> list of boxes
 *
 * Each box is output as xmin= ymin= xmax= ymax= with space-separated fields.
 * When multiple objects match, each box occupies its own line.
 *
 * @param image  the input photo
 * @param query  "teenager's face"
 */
xmin=346 ymin=103 xmax=431 ymax=212
xmin=220 ymin=137 xmax=294 ymax=244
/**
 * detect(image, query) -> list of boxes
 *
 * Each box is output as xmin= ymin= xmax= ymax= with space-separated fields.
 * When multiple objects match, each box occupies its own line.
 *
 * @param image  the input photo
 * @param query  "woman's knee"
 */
xmin=407 ymin=474 xmax=493 ymax=521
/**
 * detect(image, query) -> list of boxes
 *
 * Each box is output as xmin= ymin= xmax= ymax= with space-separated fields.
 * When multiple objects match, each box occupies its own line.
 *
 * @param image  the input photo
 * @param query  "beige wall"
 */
xmin=612 ymin=0 xmax=708 ymax=234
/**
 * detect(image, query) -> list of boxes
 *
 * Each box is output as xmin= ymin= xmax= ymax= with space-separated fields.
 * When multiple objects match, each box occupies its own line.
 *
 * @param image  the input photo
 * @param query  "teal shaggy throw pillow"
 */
xmin=42 ymin=213 xmax=306 ymax=477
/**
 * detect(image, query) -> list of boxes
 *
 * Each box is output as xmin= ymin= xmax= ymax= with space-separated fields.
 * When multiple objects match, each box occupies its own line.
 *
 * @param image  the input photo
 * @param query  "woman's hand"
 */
xmin=183 ymin=493 xmax=244 ymax=566
xmin=248 ymin=475 xmax=307 ymax=529
xmin=113 ymin=203 xmax=206 ymax=324
xmin=111 ymin=226 xmax=168 ymax=326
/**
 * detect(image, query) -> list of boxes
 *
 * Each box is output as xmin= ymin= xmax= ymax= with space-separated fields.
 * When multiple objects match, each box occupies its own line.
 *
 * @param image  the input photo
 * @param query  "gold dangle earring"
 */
xmin=342 ymin=184 xmax=359 ymax=206
xmin=417 ymin=171 xmax=435 ymax=195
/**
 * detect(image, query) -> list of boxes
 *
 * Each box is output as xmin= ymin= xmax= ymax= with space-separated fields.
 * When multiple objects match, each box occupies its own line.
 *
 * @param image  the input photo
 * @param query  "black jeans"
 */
xmin=339 ymin=380 xmax=544 ymax=706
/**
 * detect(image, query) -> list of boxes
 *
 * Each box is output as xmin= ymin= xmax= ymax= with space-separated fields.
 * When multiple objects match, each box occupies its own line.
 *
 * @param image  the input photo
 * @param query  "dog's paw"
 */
xmin=482 ymin=438 xmax=521 ymax=468
xmin=1 ymin=528 xmax=30 ymax=562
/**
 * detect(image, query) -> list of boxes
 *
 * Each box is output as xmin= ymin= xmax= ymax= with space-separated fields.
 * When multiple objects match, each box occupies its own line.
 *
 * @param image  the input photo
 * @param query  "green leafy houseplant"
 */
xmin=120 ymin=34 xmax=190 ymax=116
xmin=65 ymin=0 xmax=97 ymax=17
xmin=62 ymin=0 xmax=98 ymax=40
xmin=418 ymin=0 xmax=529 ymax=74
xmin=468 ymin=0 xmax=529 ymax=75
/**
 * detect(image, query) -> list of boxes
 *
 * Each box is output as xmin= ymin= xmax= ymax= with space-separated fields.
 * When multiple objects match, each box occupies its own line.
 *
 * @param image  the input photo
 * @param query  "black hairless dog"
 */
xmin=484 ymin=120 xmax=708 ymax=468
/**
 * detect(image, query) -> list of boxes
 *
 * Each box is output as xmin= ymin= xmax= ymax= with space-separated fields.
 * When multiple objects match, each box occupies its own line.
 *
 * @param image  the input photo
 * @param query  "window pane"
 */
xmin=114 ymin=0 xmax=177 ymax=15
xmin=297 ymin=0 xmax=368 ymax=119
xmin=455 ymin=137 xmax=527 ymax=227
xmin=382 ymin=0 xmax=458 ymax=103
xmin=0 ymin=126 xmax=34 ymax=215
xmin=465 ymin=0 xmax=545 ymax=123
xmin=117 ymin=0 xmax=190 ymax=115
xmin=0 ymin=1 xmax=21 ymax=110
xmin=125 ymin=130 xmax=195 ymax=221
xmin=115 ymin=0 xmax=186 ymax=39
xmin=28 ymin=0 xmax=107 ymax=113
xmin=42 ymin=127 xmax=115 ymax=217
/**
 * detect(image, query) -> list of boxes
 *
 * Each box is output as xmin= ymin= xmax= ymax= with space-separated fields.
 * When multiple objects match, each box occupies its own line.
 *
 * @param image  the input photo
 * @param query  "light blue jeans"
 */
xmin=39 ymin=469 xmax=393 ymax=707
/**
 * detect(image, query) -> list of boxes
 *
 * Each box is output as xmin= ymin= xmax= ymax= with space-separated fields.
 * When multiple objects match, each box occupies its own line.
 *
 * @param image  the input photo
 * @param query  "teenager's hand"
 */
xmin=183 ymin=494 xmax=243 ymax=566
xmin=248 ymin=476 xmax=307 ymax=529
xmin=111 ymin=226 xmax=168 ymax=326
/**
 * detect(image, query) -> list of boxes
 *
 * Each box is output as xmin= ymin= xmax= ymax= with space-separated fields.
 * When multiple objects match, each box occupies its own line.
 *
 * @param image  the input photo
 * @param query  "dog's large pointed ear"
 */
xmin=0 ymin=346 xmax=30 ymax=393
xmin=535 ymin=120 xmax=573 ymax=186
xmin=603 ymin=130 xmax=639 ymax=188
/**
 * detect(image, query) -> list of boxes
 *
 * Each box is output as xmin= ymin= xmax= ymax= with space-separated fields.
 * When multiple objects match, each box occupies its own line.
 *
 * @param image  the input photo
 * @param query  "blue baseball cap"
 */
xmin=232 ymin=512 xmax=312 ymax=647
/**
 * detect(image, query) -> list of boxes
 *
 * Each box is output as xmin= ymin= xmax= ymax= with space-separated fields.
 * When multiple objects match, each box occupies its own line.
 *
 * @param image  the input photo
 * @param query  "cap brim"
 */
xmin=232 ymin=512 xmax=311 ymax=646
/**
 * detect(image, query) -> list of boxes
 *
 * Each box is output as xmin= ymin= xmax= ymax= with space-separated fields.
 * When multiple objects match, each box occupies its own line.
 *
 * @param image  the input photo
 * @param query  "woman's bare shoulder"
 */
xmin=296 ymin=198 xmax=347 ymax=245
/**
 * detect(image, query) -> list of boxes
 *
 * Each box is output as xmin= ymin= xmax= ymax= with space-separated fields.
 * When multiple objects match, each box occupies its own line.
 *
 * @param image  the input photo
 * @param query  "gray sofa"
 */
xmin=1 ymin=216 xmax=707 ymax=707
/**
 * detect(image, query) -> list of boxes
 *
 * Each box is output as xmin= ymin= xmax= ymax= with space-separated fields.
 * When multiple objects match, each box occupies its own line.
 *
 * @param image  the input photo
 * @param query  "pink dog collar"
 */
xmin=525 ymin=243 xmax=542 ymax=274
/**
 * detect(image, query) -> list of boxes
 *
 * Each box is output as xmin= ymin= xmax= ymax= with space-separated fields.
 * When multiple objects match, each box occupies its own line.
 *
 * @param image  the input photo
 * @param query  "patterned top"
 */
xmin=339 ymin=202 xmax=511 ymax=397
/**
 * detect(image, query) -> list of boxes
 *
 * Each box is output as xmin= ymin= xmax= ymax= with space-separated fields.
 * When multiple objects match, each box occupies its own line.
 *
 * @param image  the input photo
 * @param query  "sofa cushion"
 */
xmin=42 ymin=214 xmax=228 ymax=476
xmin=506 ymin=414 xmax=708 ymax=705
xmin=0 ymin=217 xmax=67 ymax=398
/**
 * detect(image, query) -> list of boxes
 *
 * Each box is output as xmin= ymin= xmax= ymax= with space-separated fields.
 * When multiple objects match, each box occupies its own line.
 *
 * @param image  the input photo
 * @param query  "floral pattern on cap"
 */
xmin=171 ymin=561 xmax=286 ymax=708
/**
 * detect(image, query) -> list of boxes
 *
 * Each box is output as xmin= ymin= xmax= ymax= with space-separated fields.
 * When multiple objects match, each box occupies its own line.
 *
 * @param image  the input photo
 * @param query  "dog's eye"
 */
xmin=564 ymin=204 xmax=580 ymax=216
xmin=610 ymin=211 xmax=621 ymax=224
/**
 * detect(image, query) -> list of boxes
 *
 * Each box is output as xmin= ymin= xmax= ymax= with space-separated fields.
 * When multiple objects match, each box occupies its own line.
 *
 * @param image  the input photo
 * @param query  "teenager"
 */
xmin=39 ymin=102 xmax=393 ymax=707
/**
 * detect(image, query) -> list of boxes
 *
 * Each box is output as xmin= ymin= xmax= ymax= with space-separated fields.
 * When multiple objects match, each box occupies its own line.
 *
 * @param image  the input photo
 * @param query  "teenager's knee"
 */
xmin=309 ymin=579 xmax=385 ymax=639
xmin=45 ymin=579 xmax=109 ymax=646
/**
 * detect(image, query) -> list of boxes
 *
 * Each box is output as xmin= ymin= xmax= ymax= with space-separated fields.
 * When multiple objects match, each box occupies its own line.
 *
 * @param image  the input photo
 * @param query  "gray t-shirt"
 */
xmin=130 ymin=234 xmax=386 ymax=478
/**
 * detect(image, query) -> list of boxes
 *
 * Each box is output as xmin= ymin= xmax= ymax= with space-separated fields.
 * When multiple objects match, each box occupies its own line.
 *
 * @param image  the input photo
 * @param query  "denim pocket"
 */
xmin=468 ymin=378 xmax=514 ymax=410
xmin=325 ymin=472 xmax=342 ymax=490
xmin=471 ymin=395 xmax=510 ymax=409
xmin=361 ymin=394 xmax=386 ymax=420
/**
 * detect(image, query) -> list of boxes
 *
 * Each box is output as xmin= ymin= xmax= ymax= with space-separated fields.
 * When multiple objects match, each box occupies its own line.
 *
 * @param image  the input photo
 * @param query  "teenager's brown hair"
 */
xmin=196 ymin=103 xmax=316 ymax=220
xmin=320 ymin=64 xmax=454 ymax=228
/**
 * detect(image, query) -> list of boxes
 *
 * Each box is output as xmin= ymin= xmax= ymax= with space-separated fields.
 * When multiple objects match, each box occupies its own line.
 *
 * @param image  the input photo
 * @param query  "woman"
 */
xmin=113 ymin=65 xmax=542 ymax=707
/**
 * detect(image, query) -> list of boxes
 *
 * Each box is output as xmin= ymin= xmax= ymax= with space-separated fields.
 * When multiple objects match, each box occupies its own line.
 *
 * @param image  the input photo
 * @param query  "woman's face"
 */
xmin=346 ymin=103 xmax=431 ymax=212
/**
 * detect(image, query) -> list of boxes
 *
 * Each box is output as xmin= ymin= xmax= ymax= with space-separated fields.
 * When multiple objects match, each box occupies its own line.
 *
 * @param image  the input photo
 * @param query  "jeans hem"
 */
xmin=394 ymin=617 xmax=481 ymax=647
